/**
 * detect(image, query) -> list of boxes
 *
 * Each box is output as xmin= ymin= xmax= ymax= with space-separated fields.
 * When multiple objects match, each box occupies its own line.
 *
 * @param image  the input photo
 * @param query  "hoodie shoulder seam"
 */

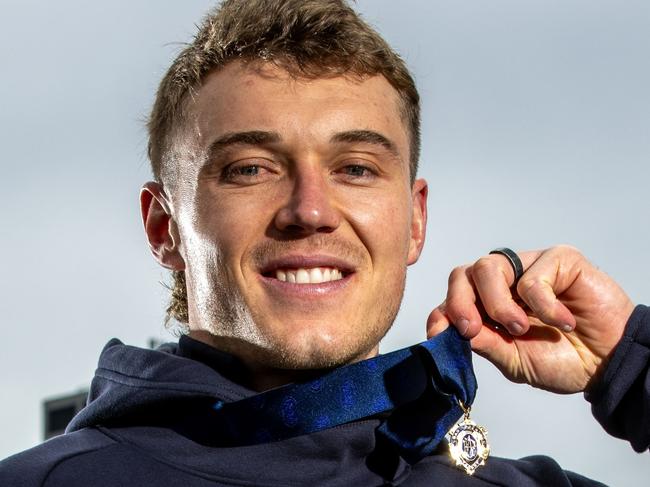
xmin=95 ymin=367 xmax=247 ymax=401
xmin=41 ymin=430 xmax=117 ymax=487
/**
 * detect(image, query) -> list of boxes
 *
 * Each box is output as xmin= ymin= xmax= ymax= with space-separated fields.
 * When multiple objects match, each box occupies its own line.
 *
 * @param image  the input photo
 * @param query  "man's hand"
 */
xmin=427 ymin=245 xmax=635 ymax=394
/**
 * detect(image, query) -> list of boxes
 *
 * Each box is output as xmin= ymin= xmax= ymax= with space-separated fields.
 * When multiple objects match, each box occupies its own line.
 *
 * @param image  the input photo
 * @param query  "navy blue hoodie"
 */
xmin=2 ymin=305 xmax=649 ymax=486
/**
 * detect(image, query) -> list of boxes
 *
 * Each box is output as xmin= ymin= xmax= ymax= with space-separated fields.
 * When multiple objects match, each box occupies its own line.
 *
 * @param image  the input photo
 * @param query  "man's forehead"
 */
xmin=184 ymin=61 xmax=409 ymax=152
xmin=197 ymin=60 xmax=398 ymax=96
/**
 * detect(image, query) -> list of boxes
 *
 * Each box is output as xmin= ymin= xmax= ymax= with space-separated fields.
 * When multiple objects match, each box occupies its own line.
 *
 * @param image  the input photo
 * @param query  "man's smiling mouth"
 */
xmin=257 ymin=253 xmax=356 ymax=289
xmin=273 ymin=267 xmax=345 ymax=284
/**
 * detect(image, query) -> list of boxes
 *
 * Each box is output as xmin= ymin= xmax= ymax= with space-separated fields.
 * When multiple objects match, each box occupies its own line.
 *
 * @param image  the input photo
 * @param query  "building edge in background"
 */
xmin=43 ymin=391 xmax=88 ymax=440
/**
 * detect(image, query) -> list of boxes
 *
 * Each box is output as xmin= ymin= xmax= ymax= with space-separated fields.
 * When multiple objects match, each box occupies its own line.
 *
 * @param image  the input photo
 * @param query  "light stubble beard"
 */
xmin=185 ymin=237 xmax=407 ymax=371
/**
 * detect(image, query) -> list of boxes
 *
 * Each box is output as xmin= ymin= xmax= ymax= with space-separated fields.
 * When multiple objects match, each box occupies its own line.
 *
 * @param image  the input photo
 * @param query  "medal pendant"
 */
xmin=446 ymin=402 xmax=490 ymax=476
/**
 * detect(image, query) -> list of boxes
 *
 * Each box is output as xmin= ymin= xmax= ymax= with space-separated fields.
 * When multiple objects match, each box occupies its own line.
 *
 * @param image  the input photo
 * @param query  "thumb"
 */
xmin=469 ymin=326 xmax=517 ymax=374
xmin=426 ymin=305 xmax=451 ymax=338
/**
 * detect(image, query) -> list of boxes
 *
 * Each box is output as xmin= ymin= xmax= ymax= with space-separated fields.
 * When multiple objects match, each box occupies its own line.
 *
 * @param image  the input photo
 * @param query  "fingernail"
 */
xmin=560 ymin=323 xmax=573 ymax=332
xmin=509 ymin=321 xmax=524 ymax=335
xmin=457 ymin=318 xmax=470 ymax=335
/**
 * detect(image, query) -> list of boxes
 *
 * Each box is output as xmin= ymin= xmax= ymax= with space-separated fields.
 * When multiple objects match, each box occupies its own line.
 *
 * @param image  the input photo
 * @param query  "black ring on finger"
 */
xmin=489 ymin=247 xmax=524 ymax=286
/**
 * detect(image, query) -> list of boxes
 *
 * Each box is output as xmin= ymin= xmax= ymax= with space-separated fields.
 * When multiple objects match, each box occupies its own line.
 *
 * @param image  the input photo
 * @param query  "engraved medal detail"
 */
xmin=447 ymin=401 xmax=490 ymax=475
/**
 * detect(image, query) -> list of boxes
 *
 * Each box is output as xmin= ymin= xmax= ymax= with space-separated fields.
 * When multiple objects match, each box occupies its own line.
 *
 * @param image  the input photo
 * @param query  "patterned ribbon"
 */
xmin=205 ymin=326 xmax=476 ymax=463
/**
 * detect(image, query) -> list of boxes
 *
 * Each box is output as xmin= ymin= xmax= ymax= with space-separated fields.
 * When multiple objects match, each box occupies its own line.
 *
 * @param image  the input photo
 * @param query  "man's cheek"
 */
xmin=364 ymin=204 xmax=412 ymax=250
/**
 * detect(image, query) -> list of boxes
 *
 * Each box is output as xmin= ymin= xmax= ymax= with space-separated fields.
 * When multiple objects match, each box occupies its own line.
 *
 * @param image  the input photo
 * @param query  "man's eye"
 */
xmin=222 ymin=163 xmax=271 ymax=183
xmin=341 ymin=164 xmax=374 ymax=178
xmin=235 ymin=165 xmax=260 ymax=177
xmin=344 ymin=164 xmax=370 ymax=177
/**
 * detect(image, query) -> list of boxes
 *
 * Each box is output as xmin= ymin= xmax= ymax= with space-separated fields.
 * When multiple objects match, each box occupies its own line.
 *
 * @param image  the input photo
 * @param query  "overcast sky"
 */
xmin=1 ymin=1 xmax=648 ymax=485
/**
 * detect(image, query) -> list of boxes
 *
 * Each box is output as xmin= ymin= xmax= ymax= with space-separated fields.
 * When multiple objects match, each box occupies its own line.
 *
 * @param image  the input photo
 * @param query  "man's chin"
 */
xmin=255 ymin=329 xmax=383 ymax=370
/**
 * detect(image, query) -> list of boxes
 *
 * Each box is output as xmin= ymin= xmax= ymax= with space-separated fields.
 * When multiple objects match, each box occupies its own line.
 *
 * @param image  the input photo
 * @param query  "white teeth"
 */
xmin=273 ymin=267 xmax=345 ymax=284
xmin=296 ymin=269 xmax=310 ymax=284
xmin=309 ymin=268 xmax=324 ymax=283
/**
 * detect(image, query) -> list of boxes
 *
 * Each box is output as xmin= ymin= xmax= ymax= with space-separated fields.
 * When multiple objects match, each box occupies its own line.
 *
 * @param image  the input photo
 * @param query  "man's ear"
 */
xmin=407 ymin=178 xmax=428 ymax=265
xmin=140 ymin=182 xmax=185 ymax=271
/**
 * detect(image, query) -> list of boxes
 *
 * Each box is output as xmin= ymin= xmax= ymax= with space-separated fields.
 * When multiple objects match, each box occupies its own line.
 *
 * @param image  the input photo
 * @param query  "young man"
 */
xmin=2 ymin=1 xmax=647 ymax=485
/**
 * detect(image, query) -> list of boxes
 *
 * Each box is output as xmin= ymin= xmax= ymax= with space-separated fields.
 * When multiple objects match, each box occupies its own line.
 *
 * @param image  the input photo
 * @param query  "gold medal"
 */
xmin=446 ymin=400 xmax=490 ymax=475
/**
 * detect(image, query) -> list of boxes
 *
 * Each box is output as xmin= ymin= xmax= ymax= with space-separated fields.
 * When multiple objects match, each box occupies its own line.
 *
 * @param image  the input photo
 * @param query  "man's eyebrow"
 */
xmin=204 ymin=129 xmax=399 ymax=161
xmin=206 ymin=130 xmax=282 ymax=158
xmin=330 ymin=130 xmax=399 ymax=157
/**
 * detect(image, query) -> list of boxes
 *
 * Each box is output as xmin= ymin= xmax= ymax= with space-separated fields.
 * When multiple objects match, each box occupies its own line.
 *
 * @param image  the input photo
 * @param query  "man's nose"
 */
xmin=273 ymin=170 xmax=340 ymax=234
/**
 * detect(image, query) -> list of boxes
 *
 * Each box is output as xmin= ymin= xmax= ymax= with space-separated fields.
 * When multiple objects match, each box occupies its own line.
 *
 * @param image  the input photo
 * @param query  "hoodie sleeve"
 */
xmin=585 ymin=304 xmax=650 ymax=452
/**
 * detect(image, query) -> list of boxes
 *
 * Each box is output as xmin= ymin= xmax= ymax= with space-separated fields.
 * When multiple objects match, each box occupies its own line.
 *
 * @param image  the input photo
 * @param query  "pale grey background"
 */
xmin=1 ymin=1 xmax=648 ymax=485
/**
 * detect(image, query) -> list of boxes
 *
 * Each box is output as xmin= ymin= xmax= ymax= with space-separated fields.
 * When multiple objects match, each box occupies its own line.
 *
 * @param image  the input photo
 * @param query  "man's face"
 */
xmin=166 ymin=61 xmax=427 ymax=370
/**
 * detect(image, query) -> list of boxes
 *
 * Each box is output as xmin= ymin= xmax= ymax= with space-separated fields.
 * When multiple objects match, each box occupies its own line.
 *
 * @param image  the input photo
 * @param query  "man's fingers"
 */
xmin=438 ymin=246 xmax=587 ymax=342
xmin=443 ymin=266 xmax=484 ymax=338
xmin=515 ymin=248 xmax=579 ymax=331
xmin=471 ymin=256 xmax=531 ymax=336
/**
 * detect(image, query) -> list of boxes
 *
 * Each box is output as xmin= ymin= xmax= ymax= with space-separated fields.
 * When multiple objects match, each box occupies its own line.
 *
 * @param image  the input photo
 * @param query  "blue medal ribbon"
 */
xmin=207 ymin=327 xmax=476 ymax=463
